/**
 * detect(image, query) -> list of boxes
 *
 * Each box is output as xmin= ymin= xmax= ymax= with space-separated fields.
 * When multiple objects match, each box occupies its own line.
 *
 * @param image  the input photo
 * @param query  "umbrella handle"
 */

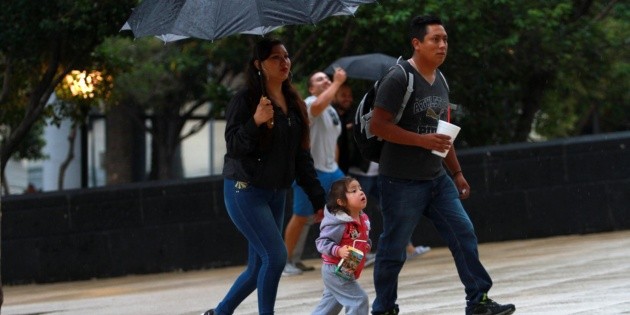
xmin=260 ymin=95 xmax=274 ymax=129
xmin=258 ymin=70 xmax=274 ymax=129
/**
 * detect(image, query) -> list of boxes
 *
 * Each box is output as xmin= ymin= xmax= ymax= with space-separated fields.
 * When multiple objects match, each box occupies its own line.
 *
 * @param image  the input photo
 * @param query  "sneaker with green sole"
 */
xmin=466 ymin=294 xmax=515 ymax=315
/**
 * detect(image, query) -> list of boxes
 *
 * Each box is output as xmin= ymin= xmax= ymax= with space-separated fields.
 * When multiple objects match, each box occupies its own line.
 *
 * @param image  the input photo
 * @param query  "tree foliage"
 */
xmin=431 ymin=0 xmax=629 ymax=145
xmin=280 ymin=0 xmax=629 ymax=146
xmin=0 ymin=0 xmax=136 ymax=308
xmin=94 ymin=37 xmax=233 ymax=180
xmin=0 ymin=2 xmax=626 ymax=300
xmin=0 ymin=0 xmax=136 ymax=189
xmin=1 ymin=0 xmax=627 ymax=185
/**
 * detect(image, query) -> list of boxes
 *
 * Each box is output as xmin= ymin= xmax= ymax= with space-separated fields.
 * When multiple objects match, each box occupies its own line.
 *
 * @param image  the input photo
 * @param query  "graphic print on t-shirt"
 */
xmin=326 ymin=107 xmax=340 ymax=126
xmin=412 ymin=95 xmax=447 ymax=134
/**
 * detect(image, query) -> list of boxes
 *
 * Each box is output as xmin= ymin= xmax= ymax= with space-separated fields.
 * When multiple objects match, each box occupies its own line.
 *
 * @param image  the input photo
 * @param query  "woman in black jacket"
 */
xmin=202 ymin=38 xmax=325 ymax=315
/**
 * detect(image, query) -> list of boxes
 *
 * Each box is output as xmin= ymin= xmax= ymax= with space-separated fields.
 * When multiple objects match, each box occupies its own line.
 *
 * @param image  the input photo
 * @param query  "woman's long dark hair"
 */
xmin=245 ymin=38 xmax=310 ymax=149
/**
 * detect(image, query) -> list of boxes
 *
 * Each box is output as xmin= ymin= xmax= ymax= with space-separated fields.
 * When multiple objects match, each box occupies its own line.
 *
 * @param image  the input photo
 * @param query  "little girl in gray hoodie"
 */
xmin=312 ymin=176 xmax=372 ymax=315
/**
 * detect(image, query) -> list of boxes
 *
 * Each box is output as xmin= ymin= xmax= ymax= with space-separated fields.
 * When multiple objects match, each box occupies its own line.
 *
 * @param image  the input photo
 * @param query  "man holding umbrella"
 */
xmin=283 ymin=68 xmax=348 ymax=276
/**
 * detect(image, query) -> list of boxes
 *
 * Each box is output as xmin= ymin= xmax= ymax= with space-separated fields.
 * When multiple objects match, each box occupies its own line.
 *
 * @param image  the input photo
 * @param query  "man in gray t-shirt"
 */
xmin=368 ymin=15 xmax=516 ymax=315
xmin=375 ymin=62 xmax=450 ymax=180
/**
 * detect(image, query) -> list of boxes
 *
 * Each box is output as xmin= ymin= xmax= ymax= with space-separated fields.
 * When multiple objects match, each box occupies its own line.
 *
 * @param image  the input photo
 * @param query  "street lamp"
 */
xmin=64 ymin=70 xmax=104 ymax=99
xmin=58 ymin=70 xmax=106 ymax=188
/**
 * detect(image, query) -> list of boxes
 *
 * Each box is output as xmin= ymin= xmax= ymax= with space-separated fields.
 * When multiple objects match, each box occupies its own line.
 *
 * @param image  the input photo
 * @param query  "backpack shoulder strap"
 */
xmin=437 ymin=69 xmax=449 ymax=92
xmin=392 ymin=61 xmax=415 ymax=123
xmin=436 ymin=68 xmax=455 ymax=121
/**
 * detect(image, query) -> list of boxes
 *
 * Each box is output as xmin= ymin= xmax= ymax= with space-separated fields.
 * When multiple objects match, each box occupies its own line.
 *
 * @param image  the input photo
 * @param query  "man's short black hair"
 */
xmin=409 ymin=15 xmax=443 ymax=42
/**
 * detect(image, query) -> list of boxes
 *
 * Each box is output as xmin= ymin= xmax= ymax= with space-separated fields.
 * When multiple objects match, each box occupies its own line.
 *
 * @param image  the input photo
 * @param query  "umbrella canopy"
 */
xmin=324 ymin=53 xmax=402 ymax=81
xmin=122 ymin=0 xmax=377 ymax=42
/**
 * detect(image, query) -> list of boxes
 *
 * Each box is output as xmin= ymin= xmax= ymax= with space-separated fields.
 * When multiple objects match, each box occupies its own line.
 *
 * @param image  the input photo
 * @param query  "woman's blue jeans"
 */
xmin=215 ymin=179 xmax=288 ymax=315
xmin=372 ymin=174 xmax=492 ymax=313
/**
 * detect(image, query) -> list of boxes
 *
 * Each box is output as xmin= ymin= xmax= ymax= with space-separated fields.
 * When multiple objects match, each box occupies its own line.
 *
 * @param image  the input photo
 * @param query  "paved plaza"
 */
xmin=4 ymin=230 xmax=630 ymax=315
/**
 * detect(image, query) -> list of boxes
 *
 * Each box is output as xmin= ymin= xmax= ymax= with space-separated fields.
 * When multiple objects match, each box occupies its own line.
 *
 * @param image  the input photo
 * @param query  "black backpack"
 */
xmin=353 ymin=61 xmax=416 ymax=163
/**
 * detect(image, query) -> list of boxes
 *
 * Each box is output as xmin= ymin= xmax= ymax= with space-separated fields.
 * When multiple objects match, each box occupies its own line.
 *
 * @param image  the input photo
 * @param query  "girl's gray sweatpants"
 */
xmin=311 ymin=264 xmax=369 ymax=315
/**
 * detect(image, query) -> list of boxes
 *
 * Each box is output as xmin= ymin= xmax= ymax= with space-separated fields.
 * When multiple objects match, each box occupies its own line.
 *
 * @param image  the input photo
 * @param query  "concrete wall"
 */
xmin=2 ymin=131 xmax=629 ymax=284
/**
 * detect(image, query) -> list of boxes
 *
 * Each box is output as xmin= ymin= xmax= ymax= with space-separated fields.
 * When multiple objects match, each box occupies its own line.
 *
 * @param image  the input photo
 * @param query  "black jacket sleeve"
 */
xmin=224 ymin=90 xmax=261 ymax=158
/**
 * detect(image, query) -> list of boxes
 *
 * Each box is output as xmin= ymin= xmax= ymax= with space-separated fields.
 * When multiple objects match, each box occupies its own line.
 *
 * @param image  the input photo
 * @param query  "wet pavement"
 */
xmin=4 ymin=230 xmax=630 ymax=315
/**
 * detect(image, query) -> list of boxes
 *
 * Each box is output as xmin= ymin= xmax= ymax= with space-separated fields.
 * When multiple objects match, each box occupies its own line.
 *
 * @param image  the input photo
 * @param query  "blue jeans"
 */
xmin=372 ymin=174 xmax=492 ymax=313
xmin=216 ymin=179 xmax=288 ymax=315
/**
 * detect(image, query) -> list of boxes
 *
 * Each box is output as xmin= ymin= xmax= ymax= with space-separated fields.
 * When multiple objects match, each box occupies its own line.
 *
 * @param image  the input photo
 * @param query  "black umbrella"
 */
xmin=324 ymin=53 xmax=402 ymax=81
xmin=122 ymin=0 xmax=376 ymax=128
xmin=122 ymin=0 xmax=377 ymax=42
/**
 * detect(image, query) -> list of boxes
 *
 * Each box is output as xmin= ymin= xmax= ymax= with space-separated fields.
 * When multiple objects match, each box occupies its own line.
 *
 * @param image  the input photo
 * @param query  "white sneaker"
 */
xmin=282 ymin=262 xmax=303 ymax=276
xmin=407 ymin=245 xmax=431 ymax=260
xmin=364 ymin=253 xmax=376 ymax=267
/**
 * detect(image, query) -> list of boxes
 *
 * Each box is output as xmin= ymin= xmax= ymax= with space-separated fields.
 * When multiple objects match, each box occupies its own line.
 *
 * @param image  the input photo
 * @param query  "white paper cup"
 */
xmin=431 ymin=120 xmax=461 ymax=157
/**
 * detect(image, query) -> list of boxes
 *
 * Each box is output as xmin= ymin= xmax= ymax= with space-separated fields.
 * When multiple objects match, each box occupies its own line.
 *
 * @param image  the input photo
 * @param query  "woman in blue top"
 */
xmin=202 ymin=38 xmax=326 ymax=315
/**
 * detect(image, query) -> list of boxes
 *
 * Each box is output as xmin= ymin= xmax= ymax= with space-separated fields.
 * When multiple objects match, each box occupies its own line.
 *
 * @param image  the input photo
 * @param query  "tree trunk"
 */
xmin=151 ymin=122 xmax=179 ymax=180
xmin=148 ymin=111 xmax=185 ymax=180
xmin=513 ymin=72 xmax=553 ymax=142
xmin=1 ymin=177 xmax=4 ymax=312
xmin=58 ymin=124 xmax=78 ymax=190
xmin=1 ymin=172 xmax=8 ymax=195
xmin=0 ymin=49 xmax=69 ymax=192
xmin=0 ymin=94 xmax=50 ymax=188
xmin=105 ymin=104 xmax=138 ymax=184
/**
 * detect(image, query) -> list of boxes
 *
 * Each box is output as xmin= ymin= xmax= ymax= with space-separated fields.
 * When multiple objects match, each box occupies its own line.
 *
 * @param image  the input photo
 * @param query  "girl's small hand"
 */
xmin=254 ymin=96 xmax=273 ymax=126
xmin=338 ymin=245 xmax=350 ymax=259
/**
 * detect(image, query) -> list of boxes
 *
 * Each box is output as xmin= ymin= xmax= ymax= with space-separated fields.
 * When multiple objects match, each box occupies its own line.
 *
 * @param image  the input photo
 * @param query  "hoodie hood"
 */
xmin=321 ymin=206 xmax=355 ymax=227
xmin=315 ymin=206 xmax=372 ymax=279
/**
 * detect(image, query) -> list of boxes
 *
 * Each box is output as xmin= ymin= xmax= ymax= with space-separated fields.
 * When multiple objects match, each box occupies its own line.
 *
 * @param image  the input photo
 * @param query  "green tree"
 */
xmin=535 ymin=2 xmax=630 ymax=137
xmin=0 ymin=0 xmax=625 ymax=296
xmin=53 ymin=70 xmax=112 ymax=189
xmin=282 ymin=0 xmax=628 ymax=145
xmin=0 ymin=0 xmax=136 ymax=185
xmin=0 ymin=0 xmax=135 ymax=307
xmin=108 ymin=0 xmax=626 ymax=180
xmin=95 ymin=37 xmax=233 ymax=180
xmin=420 ymin=0 xmax=629 ymax=145
xmin=0 ymin=109 xmax=47 ymax=193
